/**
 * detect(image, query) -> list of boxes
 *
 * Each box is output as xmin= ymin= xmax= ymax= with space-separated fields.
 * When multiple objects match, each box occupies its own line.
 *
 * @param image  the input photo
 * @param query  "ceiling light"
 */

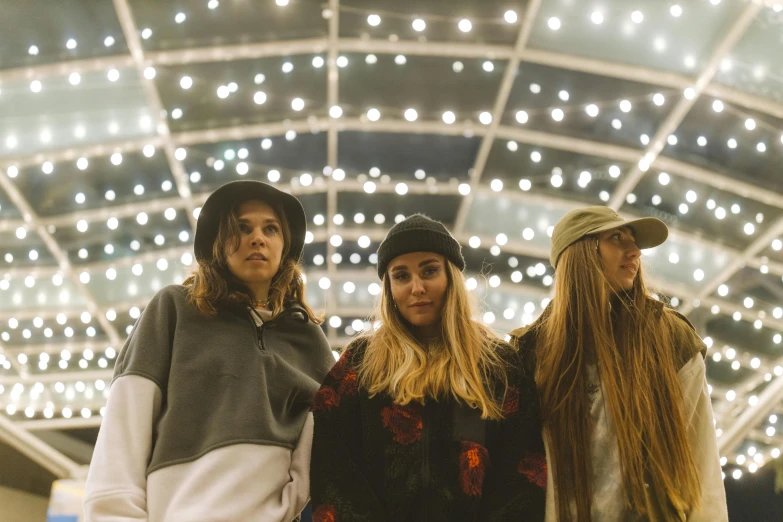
xmin=653 ymin=93 xmax=665 ymax=106
xmin=442 ymin=111 xmax=456 ymax=124
xmin=585 ymin=104 xmax=599 ymax=117
xmin=712 ymin=100 xmax=724 ymax=112
xmin=404 ymin=108 xmax=418 ymax=122
xmin=412 ymin=19 xmax=426 ymax=31
xmin=551 ymin=108 xmax=564 ymax=121
xmin=336 ymin=56 xmax=348 ymax=68
xmin=548 ymin=17 xmax=561 ymax=30
xmin=69 ymin=72 xmax=81 ymax=85
xmin=631 ymin=11 xmax=644 ymax=23
xmin=670 ymin=5 xmax=683 ymax=17
xmin=329 ymin=105 xmax=343 ymax=118
xmin=367 ymin=14 xmax=381 ymax=26
xmin=141 ymin=28 xmax=152 ymax=39
xmin=458 ymin=19 xmax=472 ymax=32
xmin=367 ymin=108 xmax=381 ymax=121
xmin=180 ymin=76 xmax=193 ymax=89
xmin=745 ymin=118 xmax=756 ymax=130
xmin=591 ymin=11 xmax=604 ymax=24
xmin=479 ymin=112 xmax=492 ymax=124
xmin=504 ymin=10 xmax=518 ymax=23
xmin=66 ymin=38 xmax=77 ymax=49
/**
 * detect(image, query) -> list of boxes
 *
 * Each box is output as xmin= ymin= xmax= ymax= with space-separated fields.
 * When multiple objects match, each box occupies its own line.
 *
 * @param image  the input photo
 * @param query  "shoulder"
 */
xmin=662 ymin=308 xmax=706 ymax=368
xmin=151 ymin=284 xmax=190 ymax=308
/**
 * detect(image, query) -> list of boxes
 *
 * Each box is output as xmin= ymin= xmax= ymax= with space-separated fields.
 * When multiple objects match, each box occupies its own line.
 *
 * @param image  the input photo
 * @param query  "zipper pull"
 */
xmin=257 ymin=326 xmax=266 ymax=350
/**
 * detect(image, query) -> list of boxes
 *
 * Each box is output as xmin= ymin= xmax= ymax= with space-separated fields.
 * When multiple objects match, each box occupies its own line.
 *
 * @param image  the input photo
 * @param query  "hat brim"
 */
xmin=590 ymin=217 xmax=668 ymax=250
xmin=194 ymin=181 xmax=306 ymax=263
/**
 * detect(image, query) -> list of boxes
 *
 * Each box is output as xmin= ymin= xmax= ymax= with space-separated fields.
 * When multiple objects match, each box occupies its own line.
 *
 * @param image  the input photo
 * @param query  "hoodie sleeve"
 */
xmin=310 ymin=344 xmax=388 ymax=522
xmin=83 ymin=287 xmax=178 ymax=521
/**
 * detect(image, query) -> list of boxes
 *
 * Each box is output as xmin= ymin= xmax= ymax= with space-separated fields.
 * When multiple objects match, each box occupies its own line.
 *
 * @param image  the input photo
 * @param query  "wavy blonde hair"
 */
xmin=357 ymin=260 xmax=509 ymax=420
xmin=184 ymin=198 xmax=320 ymax=323
xmin=535 ymin=237 xmax=700 ymax=521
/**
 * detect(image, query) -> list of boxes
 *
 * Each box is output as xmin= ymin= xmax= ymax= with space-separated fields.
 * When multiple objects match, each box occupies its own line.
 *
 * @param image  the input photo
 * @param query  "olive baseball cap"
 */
xmin=550 ymin=206 xmax=668 ymax=268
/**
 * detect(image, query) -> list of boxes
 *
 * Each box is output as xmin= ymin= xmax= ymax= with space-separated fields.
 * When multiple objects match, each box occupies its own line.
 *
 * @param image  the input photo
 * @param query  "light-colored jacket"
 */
xmin=510 ymin=304 xmax=728 ymax=522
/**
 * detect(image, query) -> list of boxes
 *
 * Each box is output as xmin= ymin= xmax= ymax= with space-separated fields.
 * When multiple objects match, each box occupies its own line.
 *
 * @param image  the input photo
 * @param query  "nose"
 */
xmin=249 ymin=227 xmax=265 ymax=247
xmin=626 ymin=243 xmax=641 ymax=259
xmin=410 ymin=276 xmax=425 ymax=296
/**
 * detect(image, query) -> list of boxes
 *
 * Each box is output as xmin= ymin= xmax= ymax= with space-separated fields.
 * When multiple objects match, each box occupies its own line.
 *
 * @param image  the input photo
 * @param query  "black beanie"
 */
xmin=376 ymin=214 xmax=465 ymax=278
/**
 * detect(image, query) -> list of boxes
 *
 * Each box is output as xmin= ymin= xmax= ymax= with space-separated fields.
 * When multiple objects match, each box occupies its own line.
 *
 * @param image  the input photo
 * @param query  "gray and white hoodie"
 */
xmin=84 ymin=285 xmax=334 ymax=522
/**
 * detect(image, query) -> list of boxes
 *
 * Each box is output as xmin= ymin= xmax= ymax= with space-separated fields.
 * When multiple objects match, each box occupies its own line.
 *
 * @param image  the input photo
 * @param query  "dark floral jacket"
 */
xmin=310 ymin=338 xmax=547 ymax=522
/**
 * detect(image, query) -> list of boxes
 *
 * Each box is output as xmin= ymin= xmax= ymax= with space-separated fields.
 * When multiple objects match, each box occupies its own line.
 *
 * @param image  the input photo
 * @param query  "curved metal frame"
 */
xmin=0 ymin=0 xmax=781 ymax=469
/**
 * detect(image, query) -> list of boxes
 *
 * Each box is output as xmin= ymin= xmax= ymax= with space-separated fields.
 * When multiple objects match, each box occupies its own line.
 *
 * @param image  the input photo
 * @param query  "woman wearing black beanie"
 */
xmin=310 ymin=214 xmax=547 ymax=522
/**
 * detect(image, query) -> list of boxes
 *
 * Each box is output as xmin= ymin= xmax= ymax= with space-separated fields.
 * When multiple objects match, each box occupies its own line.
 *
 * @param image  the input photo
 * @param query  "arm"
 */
xmin=278 ymin=412 xmax=314 ymax=522
xmin=679 ymin=355 xmax=728 ymax=522
xmin=83 ymin=376 xmax=162 ymax=521
xmin=310 ymin=348 xmax=388 ymax=522
xmin=83 ymin=287 xmax=176 ymax=522
xmin=481 ymin=349 xmax=547 ymax=522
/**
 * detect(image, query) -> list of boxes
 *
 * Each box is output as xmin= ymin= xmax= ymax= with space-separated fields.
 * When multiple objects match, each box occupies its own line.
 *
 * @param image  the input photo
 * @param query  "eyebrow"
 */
xmin=606 ymin=228 xmax=636 ymax=240
xmin=390 ymin=258 xmax=440 ymax=272
xmin=238 ymin=217 xmax=280 ymax=225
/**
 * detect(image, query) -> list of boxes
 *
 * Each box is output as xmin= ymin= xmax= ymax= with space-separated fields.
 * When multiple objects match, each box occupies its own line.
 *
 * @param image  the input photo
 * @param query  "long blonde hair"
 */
xmin=535 ymin=238 xmax=700 ymax=521
xmin=184 ymin=198 xmax=320 ymax=323
xmin=357 ymin=260 xmax=509 ymax=420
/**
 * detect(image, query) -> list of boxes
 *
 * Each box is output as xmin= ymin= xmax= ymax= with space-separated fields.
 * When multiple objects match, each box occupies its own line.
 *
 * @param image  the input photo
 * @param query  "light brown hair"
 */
xmin=357 ymin=260 xmax=509 ymax=420
xmin=184 ymin=198 xmax=320 ymax=323
xmin=536 ymin=237 xmax=700 ymax=521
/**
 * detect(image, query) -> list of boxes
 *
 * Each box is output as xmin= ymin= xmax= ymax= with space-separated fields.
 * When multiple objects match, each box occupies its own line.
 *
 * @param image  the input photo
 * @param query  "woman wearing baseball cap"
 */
xmin=84 ymin=181 xmax=334 ymax=522
xmin=510 ymin=206 xmax=727 ymax=521
xmin=310 ymin=214 xmax=547 ymax=522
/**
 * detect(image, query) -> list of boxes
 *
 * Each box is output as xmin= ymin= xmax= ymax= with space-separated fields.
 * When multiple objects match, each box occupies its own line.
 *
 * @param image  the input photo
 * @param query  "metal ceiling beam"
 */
xmin=718 ymin=371 xmax=783 ymax=456
xmin=608 ymin=3 xmax=763 ymax=210
xmin=112 ymin=0 xmax=197 ymax=232
xmin=147 ymin=38 xmax=329 ymax=65
xmin=4 ymin=35 xmax=783 ymax=122
xmin=452 ymin=0 xmax=542 ymax=237
xmin=0 ymin=413 xmax=85 ymax=478
xmin=7 ymin=117 xmax=783 ymax=212
xmin=0 ymin=168 xmax=122 ymax=349
xmin=325 ymin=0 xmax=341 ymax=343
xmin=681 ymin=217 xmax=783 ymax=315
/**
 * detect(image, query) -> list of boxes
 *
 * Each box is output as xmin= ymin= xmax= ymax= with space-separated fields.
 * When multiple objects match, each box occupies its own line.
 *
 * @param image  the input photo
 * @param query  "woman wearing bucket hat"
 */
xmin=509 ymin=206 xmax=727 ymax=522
xmin=84 ymin=181 xmax=334 ymax=522
xmin=309 ymin=214 xmax=547 ymax=522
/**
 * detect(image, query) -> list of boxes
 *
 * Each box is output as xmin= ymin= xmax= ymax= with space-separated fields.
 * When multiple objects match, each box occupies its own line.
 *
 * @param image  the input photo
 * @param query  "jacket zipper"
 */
xmin=249 ymin=308 xmax=298 ymax=351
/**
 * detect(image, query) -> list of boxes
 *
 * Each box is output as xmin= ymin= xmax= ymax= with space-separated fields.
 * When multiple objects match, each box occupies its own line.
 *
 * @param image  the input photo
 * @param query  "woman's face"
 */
xmin=387 ymin=252 xmax=449 ymax=334
xmin=596 ymin=226 xmax=641 ymax=292
xmin=225 ymin=200 xmax=285 ymax=298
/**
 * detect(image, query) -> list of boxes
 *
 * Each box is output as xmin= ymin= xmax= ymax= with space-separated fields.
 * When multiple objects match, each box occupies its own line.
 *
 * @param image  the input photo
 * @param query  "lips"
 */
xmin=410 ymin=302 xmax=432 ymax=308
xmin=247 ymin=253 xmax=268 ymax=261
xmin=621 ymin=264 xmax=638 ymax=273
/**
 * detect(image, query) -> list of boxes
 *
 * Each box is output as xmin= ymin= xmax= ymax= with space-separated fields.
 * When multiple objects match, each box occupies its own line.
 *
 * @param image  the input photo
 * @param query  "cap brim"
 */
xmin=194 ymin=181 xmax=306 ymax=262
xmin=591 ymin=217 xmax=668 ymax=250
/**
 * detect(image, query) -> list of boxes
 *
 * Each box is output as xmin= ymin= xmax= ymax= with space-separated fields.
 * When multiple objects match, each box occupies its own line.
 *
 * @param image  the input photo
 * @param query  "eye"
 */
xmin=239 ymin=223 xmax=251 ymax=233
xmin=392 ymin=272 xmax=410 ymax=281
xmin=422 ymin=266 xmax=440 ymax=276
xmin=265 ymin=224 xmax=280 ymax=235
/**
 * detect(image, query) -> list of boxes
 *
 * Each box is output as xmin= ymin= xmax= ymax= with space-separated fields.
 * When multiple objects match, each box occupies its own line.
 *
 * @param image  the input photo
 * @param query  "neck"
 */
xmin=413 ymin=322 xmax=442 ymax=343
xmin=248 ymin=281 xmax=272 ymax=307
